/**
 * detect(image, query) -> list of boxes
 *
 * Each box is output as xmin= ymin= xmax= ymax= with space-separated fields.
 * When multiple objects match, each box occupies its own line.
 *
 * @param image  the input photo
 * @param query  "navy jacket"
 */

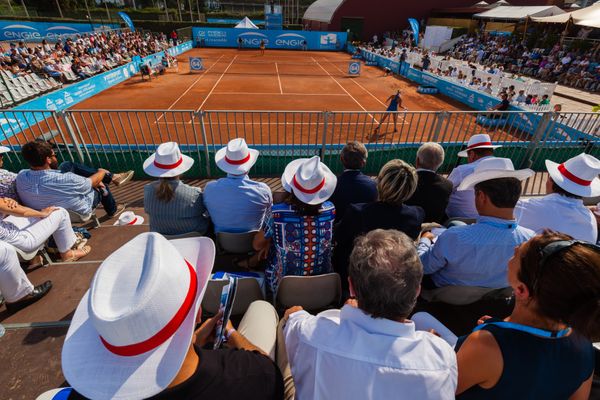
xmin=406 ymin=170 xmax=453 ymax=224
xmin=329 ymin=170 xmax=377 ymax=222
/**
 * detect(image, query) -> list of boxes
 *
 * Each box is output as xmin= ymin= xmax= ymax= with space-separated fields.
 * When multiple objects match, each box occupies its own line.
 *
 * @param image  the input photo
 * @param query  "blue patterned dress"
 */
xmin=262 ymin=201 xmax=335 ymax=294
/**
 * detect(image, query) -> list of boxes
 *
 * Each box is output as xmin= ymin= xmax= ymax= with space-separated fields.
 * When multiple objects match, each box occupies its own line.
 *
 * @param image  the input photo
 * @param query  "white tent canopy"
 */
xmin=473 ymin=1 xmax=490 ymax=7
xmin=303 ymin=0 xmax=345 ymax=23
xmin=235 ymin=17 xmax=259 ymax=29
xmin=532 ymin=2 xmax=600 ymax=28
xmin=475 ymin=5 xmax=566 ymax=20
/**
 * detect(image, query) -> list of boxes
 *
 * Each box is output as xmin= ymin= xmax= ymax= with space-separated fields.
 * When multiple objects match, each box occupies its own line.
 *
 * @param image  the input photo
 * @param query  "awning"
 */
xmin=475 ymin=5 xmax=566 ymax=21
xmin=234 ymin=17 xmax=259 ymax=29
xmin=532 ymin=2 xmax=600 ymax=28
xmin=303 ymin=0 xmax=345 ymax=23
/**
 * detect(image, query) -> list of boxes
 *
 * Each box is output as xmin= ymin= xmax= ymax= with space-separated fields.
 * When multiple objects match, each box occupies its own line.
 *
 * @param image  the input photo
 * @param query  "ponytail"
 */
xmin=155 ymin=178 xmax=175 ymax=202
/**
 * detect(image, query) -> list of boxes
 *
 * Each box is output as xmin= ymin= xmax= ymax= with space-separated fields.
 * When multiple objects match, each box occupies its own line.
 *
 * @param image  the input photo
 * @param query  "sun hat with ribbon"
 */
xmin=458 ymin=157 xmax=534 ymax=190
xmin=215 ymin=138 xmax=259 ymax=175
xmin=546 ymin=153 xmax=600 ymax=197
xmin=112 ymin=211 xmax=145 ymax=226
xmin=61 ymin=232 xmax=214 ymax=400
xmin=0 ymin=146 xmax=10 ymax=154
xmin=458 ymin=134 xmax=502 ymax=157
xmin=143 ymin=142 xmax=194 ymax=178
xmin=281 ymin=156 xmax=337 ymax=205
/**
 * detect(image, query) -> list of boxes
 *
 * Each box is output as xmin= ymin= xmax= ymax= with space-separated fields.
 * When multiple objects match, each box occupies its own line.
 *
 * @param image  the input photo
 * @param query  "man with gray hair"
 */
xmin=329 ymin=141 xmax=377 ymax=222
xmin=282 ymin=229 xmax=457 ymax=399
xmin=406 ymin=142 xmax=453 ymax=223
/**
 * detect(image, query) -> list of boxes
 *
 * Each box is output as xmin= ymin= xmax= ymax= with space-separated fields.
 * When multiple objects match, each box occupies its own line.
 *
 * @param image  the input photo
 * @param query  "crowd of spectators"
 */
xmin=0 ymin=30 xmax=171 ymax=85
xmin=0 ymin=134 xmax=598 ymax=399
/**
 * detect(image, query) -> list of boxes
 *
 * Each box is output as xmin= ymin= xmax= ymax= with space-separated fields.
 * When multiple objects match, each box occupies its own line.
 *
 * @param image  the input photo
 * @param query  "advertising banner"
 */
xmin=0 ymin=20 xmax=120 ymax=42
xmin=408 ymin=18 xmax=420 ymax=45
xmin=265 ymin=13 xmax=283 ymax=30
xmin=192 ymin=27 xmax=347 ymax=51
xmin=117 ymin=12 xmax=135 ymax=32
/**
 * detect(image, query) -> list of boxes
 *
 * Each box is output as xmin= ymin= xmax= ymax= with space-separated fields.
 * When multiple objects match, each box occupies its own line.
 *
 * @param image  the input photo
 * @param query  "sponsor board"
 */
xmin=192 ymin=28 xmax=346 ymax=51
xmin=189 ymin=57 xmax=203 ymax=71
xmin=0 ymin=20 xmax=120 ymax=42
xmin=348 ymin=61 xmax=361 ymax=76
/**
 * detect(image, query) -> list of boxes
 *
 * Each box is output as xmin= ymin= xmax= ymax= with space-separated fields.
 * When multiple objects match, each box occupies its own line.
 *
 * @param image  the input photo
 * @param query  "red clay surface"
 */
xmin=3 ymin=48 xmax=525 ymax=147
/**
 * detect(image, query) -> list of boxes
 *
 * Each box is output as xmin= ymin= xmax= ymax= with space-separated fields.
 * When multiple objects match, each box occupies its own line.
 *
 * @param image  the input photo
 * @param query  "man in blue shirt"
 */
xmin=16 ymin=141 xmax=132 ymax=217
xmin=419 ymin=158 xmax=535 ymax=289
xmin=204 ymin=138 xmax=272 ymax=233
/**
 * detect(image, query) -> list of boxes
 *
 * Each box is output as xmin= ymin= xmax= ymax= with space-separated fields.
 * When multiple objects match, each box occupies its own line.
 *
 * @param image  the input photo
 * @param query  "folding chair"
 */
xmin=67 ymin=209 xmax=101 ymax=229
xmin=8 ymin=243 xmax=52 ymax=266
xmin=216 ymin=230 xmax=257 ymax=255
xmin=201 ymin=276 xmax=264 ymax=316
xmin=275 ymin=273 xmax=342 ymax=313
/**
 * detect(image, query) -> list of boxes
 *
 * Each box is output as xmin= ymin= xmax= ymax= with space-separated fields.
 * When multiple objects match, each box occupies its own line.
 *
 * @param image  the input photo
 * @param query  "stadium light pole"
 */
xmin=104 ymin=0 xmax=111 ymax=21
xmin=188 ymin=0 xmax=193 ymax=21
xmin=176 ymin=0 xmax=182 ymax=21
xmin=196 ymin=0 xmax=200 ymax=22
xmin=55 ymin=0 xmax=63 ymax=18
xmin=6 ymin=0 xmax=13 ymax=14
xmin=20 ymin=0 xmax=29 ymax=17
xmin=163 ymin=0 xmax=169 ymax=21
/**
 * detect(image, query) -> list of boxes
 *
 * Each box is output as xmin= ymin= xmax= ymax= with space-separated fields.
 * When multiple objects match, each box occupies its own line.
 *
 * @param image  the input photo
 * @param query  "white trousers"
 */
xmin=3 ymin=208 xmax=76 ymax=253
xmin=238 ymin=300 xmax=279 ymax=360
xmin=0 ymin=241 xmax=34 ymax=302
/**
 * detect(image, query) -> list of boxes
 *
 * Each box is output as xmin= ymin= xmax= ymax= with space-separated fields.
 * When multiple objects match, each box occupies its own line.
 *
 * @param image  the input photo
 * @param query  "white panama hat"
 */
xmin=281 ymin=156 xmax=337 ymax=205
xmin=458 ymin=157 xmax=534 ymax=190
xmin=457 ymin=134 xmax=502 ymax=157
xmin=143 ymin=142 xmax=194 ymax=178
xmin=0 ymin=146 xmax=11 ymax=154
xmin=112 ymin=211 xmax=145 ymax=226
xmin=546 ymin=153 xmax=600 ymax=198
xmin=62 ymin=232 xmax=215 ymax=400
xmin=215 ymin=138 xmax=259 ymax=175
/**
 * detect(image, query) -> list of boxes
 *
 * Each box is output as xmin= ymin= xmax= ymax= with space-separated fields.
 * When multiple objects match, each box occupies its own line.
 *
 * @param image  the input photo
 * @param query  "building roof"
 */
xmin=474 ymin=5 xmax=566 ymax=20
xmin=303 ymin=0 xmax=346 ymax=23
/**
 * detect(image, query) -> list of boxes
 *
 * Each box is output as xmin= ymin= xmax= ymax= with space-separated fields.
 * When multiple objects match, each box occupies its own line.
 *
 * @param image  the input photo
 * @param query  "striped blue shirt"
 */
xmin=204 ymin=174 xmax=272 ymax=233
xmin=144 ymin=180 xmax=210 ymax=235
xmin=16 ymin=169 xmax=95 ymax=215
xmin=418 ymin=216 xmax=534 ymax=288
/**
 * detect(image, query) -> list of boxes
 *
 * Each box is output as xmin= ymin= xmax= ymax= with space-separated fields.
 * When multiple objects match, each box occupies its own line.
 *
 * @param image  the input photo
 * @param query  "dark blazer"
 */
xmin=406 ymin=170 xmax=453 ymax=224
xmin=329 ymin=170 xmax=378 ymax=222
xmin=333 ymin=201 xmax=425 ymax=289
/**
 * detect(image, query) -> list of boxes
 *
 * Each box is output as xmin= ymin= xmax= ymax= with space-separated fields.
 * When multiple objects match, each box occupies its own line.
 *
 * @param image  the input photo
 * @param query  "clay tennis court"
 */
xmin=2 ymin=48 xmax=527 ymax=150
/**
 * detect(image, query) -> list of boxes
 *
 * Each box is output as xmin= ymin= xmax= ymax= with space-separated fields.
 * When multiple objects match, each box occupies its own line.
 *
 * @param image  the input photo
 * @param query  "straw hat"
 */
xmin=112 ymin=211 xmax=144 ymax=226
xmin=458 ymin=157 xmax=533 ymax=190
xmin=215 ymin=138 xmax=259 ymax=175
xmin=546 ymin=153 xmax=600 ymax=197
xmin=281 ymin=156 xmax=337 ymax=205
xmin=0 ymin=146 xmax=10 ymax=154
xmin=62 ymin=233 xmax=215 ymax=400
xmin=457 ymin=134 xmax=502 ymax=157
xmin=143 ymin=142 xmax=194 ymax=178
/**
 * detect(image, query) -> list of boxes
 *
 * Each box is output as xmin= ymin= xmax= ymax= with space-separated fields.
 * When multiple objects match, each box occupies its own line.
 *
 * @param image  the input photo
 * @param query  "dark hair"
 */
xmin=551 ymin=179 xmax=581 ymax=199
xmin=469 ymin=148 xmax=494 ymax=159
xmin=518 ymin=231 xmax=600 ymax=341
xmin=340 ymin=141 xmax=368 ymax=170
xmin=284 ymin=191 xmax=322 ymax=216
xmin=21 ymin=141 xmax=53 ymax=167
xmin=474 ymin=177 xmax=522 ymax=208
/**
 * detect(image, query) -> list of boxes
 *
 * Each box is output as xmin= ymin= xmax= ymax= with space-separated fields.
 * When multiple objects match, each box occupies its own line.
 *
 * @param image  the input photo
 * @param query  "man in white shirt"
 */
xmin=446 ymin=134 xmax=501 ymax=219
xmin=515 ymin=153 xmax=600 ymax=243
xmin=281 ymin=229 xmax=457 ymax=400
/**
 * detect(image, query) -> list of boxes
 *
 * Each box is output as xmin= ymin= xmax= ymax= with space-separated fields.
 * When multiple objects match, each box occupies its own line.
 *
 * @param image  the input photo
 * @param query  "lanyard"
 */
xmin=473 ymin=321 xmax=571 ymax=338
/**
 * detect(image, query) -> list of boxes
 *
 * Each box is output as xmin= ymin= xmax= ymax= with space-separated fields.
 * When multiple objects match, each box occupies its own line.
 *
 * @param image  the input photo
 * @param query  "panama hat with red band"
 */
xmin=457 ymin=134 xmax=502 ymax=157
xmin=62 ymin=232 xmax=214 ymax=400
xmin=546 ymin=153 xmax=600 ymax=198
xmin=143 ymin=142 xmax=194 ymax=178
xmin=282 ymin=156 xmax=337 ymax=205
xmin=215 ymin=138 xmax=259 ymax=175
xmin=112 ymin=211 xmax=145 ymax=226
xmin=458 ymin=157 xmax=534 ymax=190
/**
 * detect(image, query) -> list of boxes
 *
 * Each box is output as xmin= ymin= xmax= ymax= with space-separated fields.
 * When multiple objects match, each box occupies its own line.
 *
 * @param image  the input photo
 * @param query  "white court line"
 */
xmin=211 ymin=92 xmax=347 ymax=96
xmin=312 ymin=58 xmax=378 ymax=124
xmin=155 ymin=54 xmax=225 ymax=123
xmin=275 ymin=62 xmax=283 ymax=94
xmin=195 ymin=55 xmax=239 ymax=113
xmin=325 ymin=60 xmax=408 ymax=125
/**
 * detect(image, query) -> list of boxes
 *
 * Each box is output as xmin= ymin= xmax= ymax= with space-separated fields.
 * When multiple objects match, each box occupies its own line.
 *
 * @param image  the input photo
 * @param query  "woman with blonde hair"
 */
xmin=143 ymin=142 xmax=210 ymax=236
xmin=333 ymin=159 xmax=425 ymax=292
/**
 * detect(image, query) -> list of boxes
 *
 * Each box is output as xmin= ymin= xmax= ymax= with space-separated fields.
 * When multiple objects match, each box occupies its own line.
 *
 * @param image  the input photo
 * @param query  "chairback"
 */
xmin=275 ymin=273 xmax=342 ymax=312
xmin=201 ymin=277 xmax=264 ymax=316
xmin=216 ymin=231 xmax=257 ymax=254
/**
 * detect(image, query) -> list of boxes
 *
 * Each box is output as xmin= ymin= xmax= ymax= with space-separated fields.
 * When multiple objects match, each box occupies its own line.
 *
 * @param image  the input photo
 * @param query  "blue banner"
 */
xmin=408 ymin=18 xmax=419 ymax=45
xmin=144 ymin=41 xmax=193 ymax=67
xmin=193 ymin=27 xmax=346 ymax=51
xmin=265 ymin=13 xmax=283 ymax=30
xmin=117 ymin=12 xmax=135 ymax=32
xmin=0 ymin=20 xmax=120 ymax=42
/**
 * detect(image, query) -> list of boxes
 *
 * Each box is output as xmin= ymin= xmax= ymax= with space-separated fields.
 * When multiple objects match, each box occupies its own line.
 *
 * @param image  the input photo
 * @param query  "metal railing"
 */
xmin=0 ymin=109 xmax=598 ymax=195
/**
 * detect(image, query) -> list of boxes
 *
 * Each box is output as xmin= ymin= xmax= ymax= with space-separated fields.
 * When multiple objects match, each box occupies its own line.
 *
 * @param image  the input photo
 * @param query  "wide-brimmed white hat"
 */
xmin=458 ymin=134 xmax=502 ymax=157
xmin=62 ymin=232 xmax=215 ymax=400
xmin=0 ymin=146 xmax=10 ymax=154
xmin=215 ymin=138 xmax=259 ymax=175
xmin=458 ymin=157 xmax=534 ymax=190
xmin=112 ymin=211 xmax=144 ymax=226
xmin=143 ymin=142 xmax=194 ymax=178
xmin=546 ymin=153 xmax=600 ymax=197
xmin=281 ymin=156 xmax=337 ymax=205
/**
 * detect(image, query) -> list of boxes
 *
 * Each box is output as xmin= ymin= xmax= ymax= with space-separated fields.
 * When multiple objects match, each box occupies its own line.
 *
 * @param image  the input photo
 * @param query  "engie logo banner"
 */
xmin=0 ymin=20 xmax=120 ymax=42
xmin=193 ymin=27 xmax=347 ymax=51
